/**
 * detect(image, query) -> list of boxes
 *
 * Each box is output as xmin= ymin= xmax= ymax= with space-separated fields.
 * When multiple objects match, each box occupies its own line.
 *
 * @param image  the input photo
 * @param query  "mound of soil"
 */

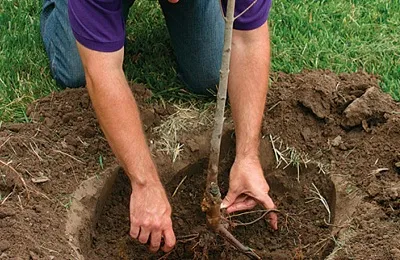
xmin=264 ymin=71 xmax=400 ymax=259
xmin=265 ymin=71 xmax=399 ymax=219
xmin=0 ymin=70 xmax=399 ymax=259
xmin=0 ymin=85 xmax=173 ymax=259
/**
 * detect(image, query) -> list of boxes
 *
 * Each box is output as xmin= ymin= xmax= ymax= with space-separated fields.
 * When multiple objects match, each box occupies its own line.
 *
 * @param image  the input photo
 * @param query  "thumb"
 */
xmin=221 ymin=189 xmax=238 ymax=209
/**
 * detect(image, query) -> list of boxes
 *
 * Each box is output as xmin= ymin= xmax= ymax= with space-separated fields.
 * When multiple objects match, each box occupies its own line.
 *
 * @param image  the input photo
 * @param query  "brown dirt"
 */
xmin=89 ymin=137 xmax=335 ymax=260
xmin=0 ymin=70 xmax=399 ymax=259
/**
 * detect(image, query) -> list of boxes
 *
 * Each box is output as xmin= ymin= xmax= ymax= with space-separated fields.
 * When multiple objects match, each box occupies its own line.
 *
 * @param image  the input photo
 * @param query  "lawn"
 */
xmin=0 ymin=0 xmax=399 ymax=122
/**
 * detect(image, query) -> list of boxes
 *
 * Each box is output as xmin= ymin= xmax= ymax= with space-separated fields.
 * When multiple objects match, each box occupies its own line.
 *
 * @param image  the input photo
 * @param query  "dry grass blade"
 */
xmin=0 ymin=135 xmax=11 ymax=150
xmin=172 ymin=175 xmax=187 ymax=197
xmin=0 ymin=186 xmax=15 ymax=205
xmin=269 ymin=135 xmax=311 ymax=182
xmin=268 ymin=101 xmax=281 ymax=112
xmin=269 ymin=135 xmax=289 ymax=167
xmin=152 ymin=103 xmax=212 ymax=162
xmin=269 ymin=134 xmax=280 ymax=165
xmin=0 ymin=160 xmax=52 ymax=202
xmin=30 ymin=141 xmax=43 ymax=161
xmin=52 ymin=149 xmax=84 ymax=164
xmin=369 ymin=167 xmax=389 ymax=177
xmin=317 ymin=162 xmax=329 ymax=175
xmin=0 ymin=159 xmax=29 ymax=196
xmin=306 ymin=182 xmax=331 ymax=223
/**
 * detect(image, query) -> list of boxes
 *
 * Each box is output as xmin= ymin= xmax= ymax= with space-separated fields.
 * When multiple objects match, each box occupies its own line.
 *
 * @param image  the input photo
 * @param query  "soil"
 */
xmin=0 ymin=70 xmax=399 ymax=260
xmin=90 ymin=139 xmax=335 ymax=260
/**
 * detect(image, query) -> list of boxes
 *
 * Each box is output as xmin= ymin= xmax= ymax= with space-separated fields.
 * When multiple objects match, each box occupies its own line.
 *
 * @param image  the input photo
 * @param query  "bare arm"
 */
xmin=230 ymin=23 xmax=269 ymax=159
xmin=76 ymin=44 xmax=155 ymax=184
xmin=76 ymin=42 xmax=176 ymax=252
xmin=222 ymin=22 xmax=278 ymax=229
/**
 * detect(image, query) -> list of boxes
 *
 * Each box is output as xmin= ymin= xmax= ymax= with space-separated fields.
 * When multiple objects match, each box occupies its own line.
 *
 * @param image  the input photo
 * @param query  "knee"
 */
xmin=179 ymin=65 xmax=219 ymax=96
xmin=52 ymin=68 xmax=85 ymax=89
xmin=40 ymin=0 xmax=85 ymax=89
xmin=49 ymin=47 xmax=86 ymax=88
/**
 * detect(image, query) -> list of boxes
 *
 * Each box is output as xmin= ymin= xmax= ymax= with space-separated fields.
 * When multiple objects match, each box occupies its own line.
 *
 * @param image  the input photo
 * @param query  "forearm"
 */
xmin=88 ymin=72 xmax=158 ymax=184
xmin=229 ymin=23 xmax=270 ymax=159
xmin=77 ymin=43 xmax=159 ymax=186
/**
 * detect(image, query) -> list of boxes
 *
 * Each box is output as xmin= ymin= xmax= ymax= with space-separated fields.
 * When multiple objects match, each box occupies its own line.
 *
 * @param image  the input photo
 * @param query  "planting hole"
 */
xmin=82 ymin=138 xmax=336 ymax=259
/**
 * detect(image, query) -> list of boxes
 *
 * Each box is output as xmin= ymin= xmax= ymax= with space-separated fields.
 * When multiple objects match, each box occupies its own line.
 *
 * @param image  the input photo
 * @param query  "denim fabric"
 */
xmin=40 ymin=0 xmax=224 ymax=94
xmin=40 ymin=0 xmax=85 ymax=88
xmin=159 ymin=1 xmax=224 ymax=95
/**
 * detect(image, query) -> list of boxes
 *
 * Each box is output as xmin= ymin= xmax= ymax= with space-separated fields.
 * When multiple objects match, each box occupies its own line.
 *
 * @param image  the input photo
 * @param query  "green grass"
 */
xmin=0 ymin=0 xmax=399 ymax=122
xmin=0 ymin=0 xmax=56 ymax=121
xmin=270 ymin=1 xmax=400 ymax=100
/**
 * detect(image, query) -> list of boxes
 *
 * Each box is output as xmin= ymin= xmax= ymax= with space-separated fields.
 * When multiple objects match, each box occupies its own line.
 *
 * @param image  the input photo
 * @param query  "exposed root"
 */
xmin=176 ymin=233 xmax=200 ymax=243
xmin=157 ymin=251 xmax=173 ymax=260
xmin=230 ymin=209 xmax=280 ymax=227
xmin=228 ymin=209 xmax=275 ymax=218
xmin=217 ymin=224 xmax=261 ymax=260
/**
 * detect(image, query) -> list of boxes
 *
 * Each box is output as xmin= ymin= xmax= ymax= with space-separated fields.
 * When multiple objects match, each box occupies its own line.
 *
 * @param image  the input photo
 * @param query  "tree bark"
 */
xmin=202 ymin=0 xmax=236 ymax=230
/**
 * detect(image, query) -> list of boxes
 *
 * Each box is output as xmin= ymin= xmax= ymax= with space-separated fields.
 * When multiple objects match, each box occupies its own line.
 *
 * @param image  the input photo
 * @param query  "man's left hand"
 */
xmin=221 ymin=157 xmax=278 ymax=230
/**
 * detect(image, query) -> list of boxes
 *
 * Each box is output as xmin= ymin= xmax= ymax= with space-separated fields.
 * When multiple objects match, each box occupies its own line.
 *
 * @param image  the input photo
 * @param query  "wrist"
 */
xmin=125 ymin=157 xmax=161 ymax=188
xmin=234 ymin=151 xmax=260 ymax=166
xmin=130 ymin=174 xmax=161 ymax=188
xmin=235 ymin=133 xmax=261 ymax=161
xmin=235 ymin=143 xmax=259 ymax=161
xmin=235 ymin=151 xmax=259 ymax=161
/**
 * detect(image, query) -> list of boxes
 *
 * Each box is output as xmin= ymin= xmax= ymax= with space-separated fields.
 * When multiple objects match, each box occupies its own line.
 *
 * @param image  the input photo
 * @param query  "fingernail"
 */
xmin=220 ymin=202 xmax=227 ymax=209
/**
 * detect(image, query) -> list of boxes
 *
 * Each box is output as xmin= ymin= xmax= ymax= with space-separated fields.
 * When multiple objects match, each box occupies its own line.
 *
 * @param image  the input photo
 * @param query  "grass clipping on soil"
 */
xmin=151 ymin=103 xmax=213 ymax=162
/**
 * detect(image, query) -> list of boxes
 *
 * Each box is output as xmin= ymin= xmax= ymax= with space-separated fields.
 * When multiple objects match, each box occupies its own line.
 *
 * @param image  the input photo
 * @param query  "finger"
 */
xmin=268 ymin=211 xmax=279 ymax=230
xmin=161 ymin=227 xmax=176 ymax=252
xmin=221 ymin=190 xmax=240 ymax=209
xmin=149 ymin=231 xmax=162 ymax=253
xmin=168 ymin=0 xmax=179 ymax=3
xmin=226 ymin=198 xmax=257 ymax=214
xmin=224 ymin=194 xmax=248 ymax=210
xmin=129 ymin=217 xmax=140 ymax=239
xmin=138 ymin=227 xmax=151 ymax=244
xmin=129 ymin=225 xmax=140 ymax=239
xmin=258 ymin=194 xmax=278 ymax=230
xmin=234 ymin=194 xmax=249 ymax=203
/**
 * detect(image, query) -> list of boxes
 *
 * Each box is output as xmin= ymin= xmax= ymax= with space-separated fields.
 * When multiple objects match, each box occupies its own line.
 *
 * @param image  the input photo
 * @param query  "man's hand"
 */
xmin=221 ymin=157 xmax=278 ymax=230
xmin=75 ymin=43 xmax=176 ymax=253
xmin=129 ymin=181 xmax=176 ymax=253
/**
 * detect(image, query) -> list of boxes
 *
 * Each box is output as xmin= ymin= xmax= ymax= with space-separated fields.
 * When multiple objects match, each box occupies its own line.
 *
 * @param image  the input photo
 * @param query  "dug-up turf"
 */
xmin=0 ymin=71 xmax=399 ymax=259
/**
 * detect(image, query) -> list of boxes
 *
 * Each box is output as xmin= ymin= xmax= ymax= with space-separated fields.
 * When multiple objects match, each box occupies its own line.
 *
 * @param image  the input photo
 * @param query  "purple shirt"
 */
xmin=69 ymin=0 xmax=272 ymax=52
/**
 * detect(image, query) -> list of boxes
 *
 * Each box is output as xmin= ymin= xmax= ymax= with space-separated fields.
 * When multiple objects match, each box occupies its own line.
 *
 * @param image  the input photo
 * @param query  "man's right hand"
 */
xmin=74 ymin=43 xmax=176 ymax=254
xmin=129 ymin=181 xmax=176 ymax=253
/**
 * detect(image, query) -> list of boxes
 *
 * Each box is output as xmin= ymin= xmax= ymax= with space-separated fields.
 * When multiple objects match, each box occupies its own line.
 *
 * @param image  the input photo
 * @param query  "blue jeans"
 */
xmin=40 ymin=0 xmax=224 ymax=95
